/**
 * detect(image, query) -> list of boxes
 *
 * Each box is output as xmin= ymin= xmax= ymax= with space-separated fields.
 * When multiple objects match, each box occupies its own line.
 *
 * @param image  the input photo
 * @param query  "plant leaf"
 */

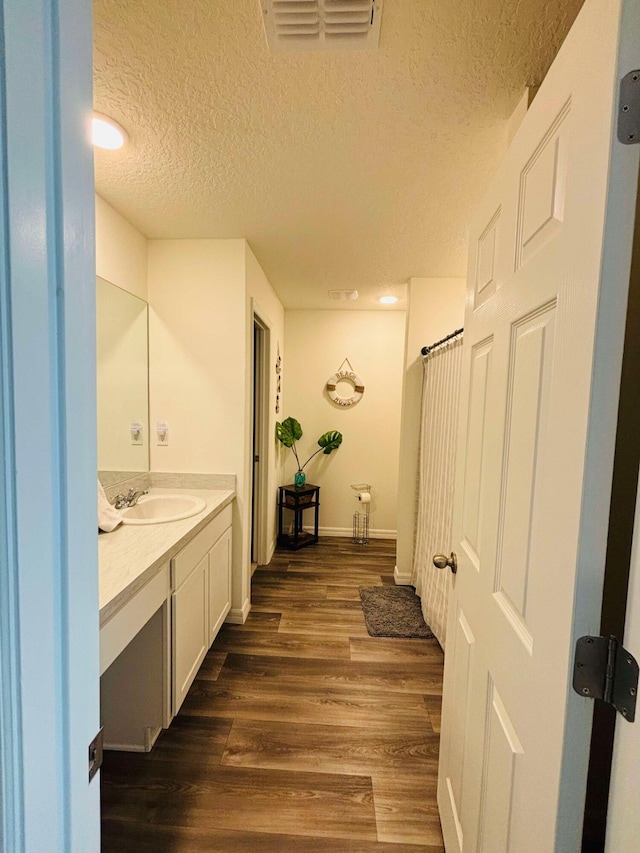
xmin=318 ymin=430 xmax=343 ymax=455
xmin=276 ymin=417 xmax=303 ymax=448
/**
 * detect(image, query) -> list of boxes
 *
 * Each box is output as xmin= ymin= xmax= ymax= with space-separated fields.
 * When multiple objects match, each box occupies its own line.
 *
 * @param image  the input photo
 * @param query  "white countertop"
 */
xmin=99 ymin=488 xmax=234 ymax=625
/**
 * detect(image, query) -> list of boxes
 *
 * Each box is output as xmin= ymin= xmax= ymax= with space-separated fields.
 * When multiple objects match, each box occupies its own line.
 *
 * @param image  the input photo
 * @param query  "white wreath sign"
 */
xmin=326 ymin=360 xmax=365 ymax=408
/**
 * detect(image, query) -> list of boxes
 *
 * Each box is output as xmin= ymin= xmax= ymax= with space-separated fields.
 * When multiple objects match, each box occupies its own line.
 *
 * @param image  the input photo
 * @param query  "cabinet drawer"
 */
xmin=172 ymin=503 xmax=232 ymax=589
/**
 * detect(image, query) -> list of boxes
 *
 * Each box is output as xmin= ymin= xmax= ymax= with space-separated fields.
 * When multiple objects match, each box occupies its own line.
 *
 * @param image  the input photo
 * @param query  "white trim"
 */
xmin=1 ymin=0 xmax=100 ymax=848
xmin=226 ymin=598 xmax=251 ymax=624
xmin=251 ymin=303 xmax=273 ymax=567
xmin=318 ymin=526 xmax=397 ymax=540
xmin=394 ymin=565 xmax=413 ymax=585
xmin=0 ymin=145 xmax=22 ymax=853
xmin=103 ymin=725 xmax=163 ymax=754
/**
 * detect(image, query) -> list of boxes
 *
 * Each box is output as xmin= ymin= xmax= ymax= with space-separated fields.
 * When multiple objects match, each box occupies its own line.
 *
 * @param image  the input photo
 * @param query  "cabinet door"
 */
xmin=208 ymin=526 xmax=232 ymax=645
xmin=172 ymin=553 xmax=208 ymax=714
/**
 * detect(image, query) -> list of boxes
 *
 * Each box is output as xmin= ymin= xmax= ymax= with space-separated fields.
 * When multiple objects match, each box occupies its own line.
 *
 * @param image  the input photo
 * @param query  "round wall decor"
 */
xmin=326 ymin=367 xmax=365 ymax=408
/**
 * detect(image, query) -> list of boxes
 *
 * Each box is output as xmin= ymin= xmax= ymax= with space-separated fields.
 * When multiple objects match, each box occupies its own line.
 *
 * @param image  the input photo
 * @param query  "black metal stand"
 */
xmin=277 ymin=484 xmax=320 ymax=550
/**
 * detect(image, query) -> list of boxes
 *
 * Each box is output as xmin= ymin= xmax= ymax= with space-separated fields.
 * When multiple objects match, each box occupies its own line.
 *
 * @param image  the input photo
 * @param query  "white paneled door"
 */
xmin=437 ymin=1 xmax=640 ymax=851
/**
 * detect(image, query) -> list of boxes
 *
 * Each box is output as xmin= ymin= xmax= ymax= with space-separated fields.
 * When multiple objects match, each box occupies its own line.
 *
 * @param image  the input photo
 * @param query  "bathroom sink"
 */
xmin=121 ymin=494 xmax=206 ymax=525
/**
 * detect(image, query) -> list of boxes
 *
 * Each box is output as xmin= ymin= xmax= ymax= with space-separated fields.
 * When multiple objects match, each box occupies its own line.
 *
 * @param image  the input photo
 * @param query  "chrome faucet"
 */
xmin=113 ymin=488 xmax=148 ymax=510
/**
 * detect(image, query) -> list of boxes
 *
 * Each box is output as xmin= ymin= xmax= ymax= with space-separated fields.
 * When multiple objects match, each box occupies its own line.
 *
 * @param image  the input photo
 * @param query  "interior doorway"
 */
xmin=251 ymin=312 xmax=270 ymax=570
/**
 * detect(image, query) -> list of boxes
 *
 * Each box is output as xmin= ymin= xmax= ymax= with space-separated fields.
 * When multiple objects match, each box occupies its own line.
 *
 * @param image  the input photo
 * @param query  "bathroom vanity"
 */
xmin=99 ymin=487 xmax=234 ymax=751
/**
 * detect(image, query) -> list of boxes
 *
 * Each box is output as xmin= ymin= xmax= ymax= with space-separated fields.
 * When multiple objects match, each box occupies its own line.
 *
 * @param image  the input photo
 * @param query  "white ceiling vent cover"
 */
xmin=261 ymin=1 xmax=383 ymax=53
xmin=329 ymin=289 xmax=359 ymax=300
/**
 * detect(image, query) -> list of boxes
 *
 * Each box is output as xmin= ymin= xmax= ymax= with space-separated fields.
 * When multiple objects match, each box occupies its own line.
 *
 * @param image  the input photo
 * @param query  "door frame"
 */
xmin=582 ymin=159 xmax=640 ymax=850
xmin=251 ymin=303 xmax=272 ymax=568
xmin=0 ymin=0 xmax=100 ymax=849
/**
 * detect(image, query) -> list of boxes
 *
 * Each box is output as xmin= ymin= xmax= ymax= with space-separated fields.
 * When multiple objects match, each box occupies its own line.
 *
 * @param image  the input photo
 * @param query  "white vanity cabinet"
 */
xmin=172 ymin=552 xmax=209 ymax=712
xmin=99 ymin=490 xmax=235 ymax=751
xmin=171 ymin=503 xmax=232 ymax=714
xmin=208 ymin=526 xmax=232 ymax=645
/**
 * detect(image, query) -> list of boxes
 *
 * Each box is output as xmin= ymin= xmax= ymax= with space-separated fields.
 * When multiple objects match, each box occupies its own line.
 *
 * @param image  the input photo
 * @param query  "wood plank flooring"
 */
xmin=101 ymin=537 xmax=445 ymax=852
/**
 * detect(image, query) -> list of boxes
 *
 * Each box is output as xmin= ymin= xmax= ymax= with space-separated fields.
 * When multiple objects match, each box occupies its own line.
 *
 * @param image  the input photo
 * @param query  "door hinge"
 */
xmin=88 ymin=727 xmax=104 ymax=782
xmin=618 ymin=70 xmax=640 ymax=144
xmin=573 ymin=636 xmax=638 ymax=722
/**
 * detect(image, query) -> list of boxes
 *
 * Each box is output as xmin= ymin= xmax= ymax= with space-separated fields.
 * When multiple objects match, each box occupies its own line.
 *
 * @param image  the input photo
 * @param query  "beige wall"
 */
xmin=95 ymin=195 xmax=148 ymax=299
xmin=284 ymin=310 xmax=406 ymax=537
xmin=148 ymin=239 xmax=285 ymax=620
xmin=147 ymin=240 xmax=246 ymax=475
xmin=395 ymin=277 xmax=466 ymax=582
xmin=148 ymin=239 xmax=248 ymax=615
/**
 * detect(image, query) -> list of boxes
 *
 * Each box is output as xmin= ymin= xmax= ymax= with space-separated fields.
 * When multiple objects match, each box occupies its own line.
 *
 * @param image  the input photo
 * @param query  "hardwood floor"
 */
xmin=101 ymin=537 xmax=445 ymax=852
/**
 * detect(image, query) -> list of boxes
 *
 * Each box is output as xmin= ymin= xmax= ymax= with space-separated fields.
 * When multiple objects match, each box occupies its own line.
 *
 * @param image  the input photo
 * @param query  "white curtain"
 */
xmin=413 ymin=335 xmax=463 ymax=649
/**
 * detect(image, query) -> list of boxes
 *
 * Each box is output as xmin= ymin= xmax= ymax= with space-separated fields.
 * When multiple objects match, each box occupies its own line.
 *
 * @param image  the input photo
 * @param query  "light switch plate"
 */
xmin=156 ymin=421 xmax=169 ymax=446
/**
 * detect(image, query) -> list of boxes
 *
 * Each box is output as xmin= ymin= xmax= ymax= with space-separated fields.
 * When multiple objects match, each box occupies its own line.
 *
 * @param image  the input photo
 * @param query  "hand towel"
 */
xmin=98 ymin=479 xmax=123 ymax=532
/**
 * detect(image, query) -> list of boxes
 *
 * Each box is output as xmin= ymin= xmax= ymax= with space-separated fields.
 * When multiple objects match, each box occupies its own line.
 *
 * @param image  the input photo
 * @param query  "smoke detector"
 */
xmin=329 ymin=289 xmax=359 ymax=301
xmin=261 ymin=1 xmax=383 ymax=53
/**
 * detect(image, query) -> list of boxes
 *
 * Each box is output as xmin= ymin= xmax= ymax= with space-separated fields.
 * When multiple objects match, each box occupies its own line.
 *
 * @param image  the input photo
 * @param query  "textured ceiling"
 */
xmin=93 ymin=0 xmax=585 ymax=310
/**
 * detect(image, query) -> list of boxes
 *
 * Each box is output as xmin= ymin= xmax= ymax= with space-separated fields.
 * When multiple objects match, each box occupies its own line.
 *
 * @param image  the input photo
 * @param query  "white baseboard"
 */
xmin=226 ymin=598 xmax=251 ymax=624
xmin=318 ymin=526 xmax=397 ymax=541
xmin=394 ymin=565 xmax=413 ymax=585
xmin=104 ymin=724 xmax=162 ymax=754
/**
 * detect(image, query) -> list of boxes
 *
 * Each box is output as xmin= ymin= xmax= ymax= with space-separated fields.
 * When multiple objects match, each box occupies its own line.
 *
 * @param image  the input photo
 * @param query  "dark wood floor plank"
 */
xmin=273 ymin=597 xmax=365 ymax=612
xmin=102 ymin=818 xmax=444 ymax=853
xmin=326 ymin=584 xmax=362 ymax=600
xmin=196 ymin=649 xmax=227 ymax=680
xmin=181 ymin=680 xmax=431 ymax=729
xmin=222 ymin=718 xmax=439 ymax=775
xmin=219 ymin=610 xmax=283 ymax=632
xmin=279 ymin=606 xmax=371 ymax=637
xmin=372 ymin=770 xmax=444 ymax=846
xmin=140 ymin=715 xmax=232 ymax=765
xmin=258 ymin=568 xmax=390 ymax=587
xmin=423 ymin=695 xmax=443 ymax=734
xmin=351 ymin=636 xmax=445 ymax=664
xmin=213 ymin=628 xmax=352 ymax=660
xmin=218 ymin=652 xmax=443 ymax=695
xmin=102 ymin=762 xmax=378 ymax=841
xmin=101 ymin=537 xmax=445 ymax=851
xmin=251 ymin=580 xmax=329 ymax=602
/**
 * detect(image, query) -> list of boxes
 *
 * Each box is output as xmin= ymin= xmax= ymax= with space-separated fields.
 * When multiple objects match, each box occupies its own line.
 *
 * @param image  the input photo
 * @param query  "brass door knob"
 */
xmin=433 ymin=552 xmax=458 ymax=574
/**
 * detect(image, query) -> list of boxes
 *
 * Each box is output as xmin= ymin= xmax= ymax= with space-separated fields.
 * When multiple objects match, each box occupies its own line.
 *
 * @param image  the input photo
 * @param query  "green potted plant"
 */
xmin=276 ymin=416 xmax=343 ymax=487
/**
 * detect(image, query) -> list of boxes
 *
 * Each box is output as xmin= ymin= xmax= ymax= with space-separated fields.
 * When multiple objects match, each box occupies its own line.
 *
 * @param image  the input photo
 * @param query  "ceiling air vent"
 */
xmin=329 ymin=289 xmax=359 ymax=300
xmin=261 ymin=1 xmax=383 ymax=53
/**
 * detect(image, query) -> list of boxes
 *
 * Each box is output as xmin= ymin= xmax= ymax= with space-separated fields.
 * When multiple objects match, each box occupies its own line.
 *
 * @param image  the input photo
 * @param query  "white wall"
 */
xmin=147 ymin=240 xmax=246 ymax=475
xmin=148 ymin=239 xmax=248 ymax=615
xmin=395 ymin=277 xmax=466 ymax=582
xmin=245 ymin=243 xmax=286 ymax=558
xmin=148 ymin=239 xmax=285 ymax=620
xmin=284 ymin=310 xmax=406 ymax=537
xmin=95 ymin=194 xmax=148 ymax=299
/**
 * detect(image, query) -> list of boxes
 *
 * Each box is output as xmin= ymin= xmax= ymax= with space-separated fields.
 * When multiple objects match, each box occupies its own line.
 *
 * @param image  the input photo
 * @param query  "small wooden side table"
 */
xmin=277 ymin=483 xmax=320 ymax=550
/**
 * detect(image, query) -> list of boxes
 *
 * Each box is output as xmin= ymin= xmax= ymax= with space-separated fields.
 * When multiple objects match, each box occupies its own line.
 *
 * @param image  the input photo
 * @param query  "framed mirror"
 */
xmin=96 ymin=276 xmax=149 ymax=486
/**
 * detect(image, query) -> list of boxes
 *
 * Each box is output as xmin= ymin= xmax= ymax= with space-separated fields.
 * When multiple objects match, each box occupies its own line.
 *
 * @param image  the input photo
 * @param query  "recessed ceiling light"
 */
xmin=92 ymin=113 xmax=128 ymax=150
xmin=379 ymin=295 xmax=398 ymax=305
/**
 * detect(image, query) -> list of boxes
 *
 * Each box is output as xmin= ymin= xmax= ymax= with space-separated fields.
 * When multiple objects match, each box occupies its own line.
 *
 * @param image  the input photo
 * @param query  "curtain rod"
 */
xmin=421 ymin=327 xmax=464 ymax=356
